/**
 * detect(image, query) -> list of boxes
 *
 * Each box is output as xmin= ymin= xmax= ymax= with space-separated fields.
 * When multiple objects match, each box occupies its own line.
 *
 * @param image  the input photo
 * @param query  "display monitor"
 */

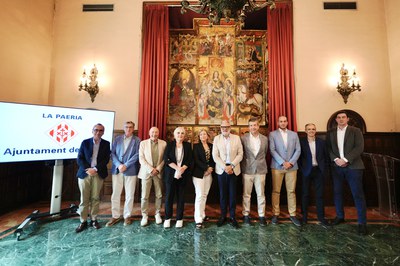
xmin=0 ymin=101 xmax=115 ymax=163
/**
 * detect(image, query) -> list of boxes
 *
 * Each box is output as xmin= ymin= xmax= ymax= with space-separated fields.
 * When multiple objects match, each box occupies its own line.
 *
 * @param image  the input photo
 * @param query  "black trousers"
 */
xmin=164 ymin=177 xmax=186 ymax=220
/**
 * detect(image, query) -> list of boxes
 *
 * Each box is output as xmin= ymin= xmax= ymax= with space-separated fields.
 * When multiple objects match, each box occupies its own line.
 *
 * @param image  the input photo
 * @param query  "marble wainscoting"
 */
xmin=0 ymin=216 xmax=399 ymax=265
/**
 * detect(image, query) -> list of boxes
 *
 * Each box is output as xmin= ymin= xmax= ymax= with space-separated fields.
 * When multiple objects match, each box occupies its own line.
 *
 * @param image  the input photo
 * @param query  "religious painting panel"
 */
xmin=167 ymin=20 xmax=268 ymax=139
xmin=170 ymin=34 xmax=197 ymax=65
xmin=168 ymin=67 xmax=197 ymax=124
xmin=197 ymin=56 xmax=235 ymax=125
xmin=235 ymin=33 xmax=267 ymax=126
xmin=196 ymin=24 xmax=236 ymax=126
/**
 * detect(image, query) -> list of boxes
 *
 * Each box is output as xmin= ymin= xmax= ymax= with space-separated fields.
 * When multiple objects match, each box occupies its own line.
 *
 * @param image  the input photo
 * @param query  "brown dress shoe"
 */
xmin=124 ymin=218 xmax=133 ymax=226
xmin=106 ymin=217 xmax=122 ymax=227
xmin=75 ymin=222 xmax=88 ymax=233
xmin=92 ymin=220 xmax=101 ymax=229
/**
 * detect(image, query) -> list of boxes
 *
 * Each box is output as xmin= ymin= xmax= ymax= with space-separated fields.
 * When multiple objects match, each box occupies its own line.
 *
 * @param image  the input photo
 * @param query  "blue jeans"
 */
xmin=332 ymin=167 xmax=367 ymax=224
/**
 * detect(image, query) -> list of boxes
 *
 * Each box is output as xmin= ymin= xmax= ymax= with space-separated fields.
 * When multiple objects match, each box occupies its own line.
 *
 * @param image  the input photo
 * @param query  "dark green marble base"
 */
xmin=1 ymin=218 xmax=399 ymax=265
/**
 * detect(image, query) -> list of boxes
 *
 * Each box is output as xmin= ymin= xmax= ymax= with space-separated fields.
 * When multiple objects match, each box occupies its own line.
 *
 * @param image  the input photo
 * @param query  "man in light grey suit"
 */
xmin=213 ymin=120 xmax=243 ymax=228
xmin=138 ymin=127 xmax=167 ymax=226
xmin=106 ymin=121 xmax=141 ymax=227
xmin=269 ymin=116 xmax=302 ymax=226
xmin=240 ymin=117 xmax=268 ymax=226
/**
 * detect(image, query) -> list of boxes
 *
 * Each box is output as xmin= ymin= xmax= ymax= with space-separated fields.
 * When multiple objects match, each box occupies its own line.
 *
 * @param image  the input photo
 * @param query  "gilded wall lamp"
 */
xmin=78 ymin=64 xmax=99 ymax=102
xmin=336 ymin=63 xmax=361 ymax=104
xmin=180 ymin=0 xmax=276 ymax=26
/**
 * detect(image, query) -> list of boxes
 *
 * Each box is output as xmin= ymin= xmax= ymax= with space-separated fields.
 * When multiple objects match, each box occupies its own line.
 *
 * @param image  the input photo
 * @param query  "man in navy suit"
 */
xmin=299 ymin=123 xmax=329 ymax=227
xmin=269 ymin=116 xmax=301 ymax=226
xmin=326 ymin=111 xmax=367 ymax=235
xmin=76 ymin=123 xmax=111 ymax=233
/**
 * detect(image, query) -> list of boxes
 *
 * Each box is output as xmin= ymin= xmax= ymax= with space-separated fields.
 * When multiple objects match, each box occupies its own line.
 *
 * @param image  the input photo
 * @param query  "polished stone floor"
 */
xmin=0 ymin=203 xmax=399 ymax=265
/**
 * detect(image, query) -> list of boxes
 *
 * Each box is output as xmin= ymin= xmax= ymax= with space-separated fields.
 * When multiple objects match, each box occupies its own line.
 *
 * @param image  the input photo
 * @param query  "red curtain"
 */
xmin=267 ymin=3 xmax=297 ymax=131
xmin=138 ymin=5 xmax=169 ymax=140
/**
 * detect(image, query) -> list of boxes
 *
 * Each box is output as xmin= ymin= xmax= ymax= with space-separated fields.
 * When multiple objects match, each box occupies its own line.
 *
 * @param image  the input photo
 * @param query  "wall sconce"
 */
xmin=336 ymin=63 xmax=361 ymax=104
xmin=78 ymin=64 xmax=99 ymax=102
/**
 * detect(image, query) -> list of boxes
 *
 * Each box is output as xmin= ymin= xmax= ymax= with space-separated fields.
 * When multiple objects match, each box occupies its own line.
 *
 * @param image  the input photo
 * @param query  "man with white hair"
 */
xmin=138 ymin=127 xmax=167 ymax=226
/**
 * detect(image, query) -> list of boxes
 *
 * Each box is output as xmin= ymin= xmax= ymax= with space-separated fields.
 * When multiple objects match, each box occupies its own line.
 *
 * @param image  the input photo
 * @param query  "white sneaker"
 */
xmin=163 ymin=219 xmax=171 ymax=228
xmin=176 ymin=220 xmax=183 ymax=228
xmin=140 ymin=217 xmax=148 ymax=227
xmin=155 ymin=213 xmax=162 ymax=224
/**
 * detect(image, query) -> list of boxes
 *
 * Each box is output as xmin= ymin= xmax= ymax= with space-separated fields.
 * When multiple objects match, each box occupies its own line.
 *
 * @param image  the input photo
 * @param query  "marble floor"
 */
xmin=0 ymin=202 xmax=399 ymax=265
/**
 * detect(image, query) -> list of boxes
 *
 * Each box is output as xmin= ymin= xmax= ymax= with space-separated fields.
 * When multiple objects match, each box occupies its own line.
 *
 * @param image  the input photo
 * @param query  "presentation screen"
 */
xmin=0 ymin=101 xmax=115 ymax=163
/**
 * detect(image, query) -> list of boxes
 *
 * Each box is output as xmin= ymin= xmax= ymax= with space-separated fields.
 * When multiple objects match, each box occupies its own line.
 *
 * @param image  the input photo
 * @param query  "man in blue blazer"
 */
xmin=106 ymin=121 xmax=141 ymax=227
xmin=298 ymin=123 xmax=329 ymax=227
xmin=76 ymin=123 xmax=111 ymax=233
xmin=269 ymin=116 xmax=301 ymax=226
xmin=326 ymin=111 xmax=367 ymax=235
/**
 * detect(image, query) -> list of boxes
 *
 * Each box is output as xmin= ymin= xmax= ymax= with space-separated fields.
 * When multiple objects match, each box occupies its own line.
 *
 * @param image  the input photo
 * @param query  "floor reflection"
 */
xmin=1 ymin=216 xmax=399 ymax=265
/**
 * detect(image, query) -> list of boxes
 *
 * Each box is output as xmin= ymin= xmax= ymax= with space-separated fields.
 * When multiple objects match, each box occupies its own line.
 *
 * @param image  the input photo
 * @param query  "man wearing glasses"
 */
xmin=212 ymin=120 xmax=243 ymax=228
xmin=75 ymin=123 xmax=111 ymax=233
xmin=106 ymin=121 xmax=141 ymax=227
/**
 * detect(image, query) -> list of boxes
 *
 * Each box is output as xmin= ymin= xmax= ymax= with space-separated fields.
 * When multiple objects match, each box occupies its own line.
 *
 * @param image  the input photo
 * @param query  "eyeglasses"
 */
xmin=93 ymin=129 xmax=104 ymax=132
xmin=220 ymin=126 xmax=230 ymax=129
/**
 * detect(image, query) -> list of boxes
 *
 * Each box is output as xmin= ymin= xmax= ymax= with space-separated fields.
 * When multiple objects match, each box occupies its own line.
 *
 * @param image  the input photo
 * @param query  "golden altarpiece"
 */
xmin=167 ymin=19 xmax=268 ymax=142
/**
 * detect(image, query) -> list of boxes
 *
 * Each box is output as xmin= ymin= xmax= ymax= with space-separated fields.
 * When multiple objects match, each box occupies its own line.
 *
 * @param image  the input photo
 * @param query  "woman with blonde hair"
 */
xmin=163 ymin=127 xmax=193 ymax=228
xmin=192 ymin=129 xmax=215 ymax=229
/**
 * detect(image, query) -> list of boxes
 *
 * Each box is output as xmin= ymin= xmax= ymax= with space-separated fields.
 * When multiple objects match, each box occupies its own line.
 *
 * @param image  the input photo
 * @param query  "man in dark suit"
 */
xmin=299 ymin=123 xmax=329 ymax=227
xmin=326 ymin=111 xmax=367 ymax=235
xmin=75 ymin=123 xmax=111 ymax=233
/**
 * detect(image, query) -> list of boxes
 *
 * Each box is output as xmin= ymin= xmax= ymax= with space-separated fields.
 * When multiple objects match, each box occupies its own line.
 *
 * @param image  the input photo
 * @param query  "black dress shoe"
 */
xmin=203 ymin=216 xmax=210 ymax=222
xmin=289 ymin=216 xmax=302 ymax=227
xmin=271 ymin=215 xmax=279 ymax=225
xmin=243 ymin=216 xmax=252 ymax=225
xmin=75 ymin=221 xmax=88 ymax=233
xmin=358 ymin=224 xmax=368 ymax=235
xmin=331 ymin=217 xmax=345 ymax=226
xmin=217 ymin=217 xmax=226 ymax=227
xmin=92 ymin=220 xmax=101 ymax=229
xmin=318 ymin=219 xmax=331 ymax=228
xmin=230 ymin=218 xmax=239 ymax=229
xmin=259 ymin=217 xmax=267 ymax=226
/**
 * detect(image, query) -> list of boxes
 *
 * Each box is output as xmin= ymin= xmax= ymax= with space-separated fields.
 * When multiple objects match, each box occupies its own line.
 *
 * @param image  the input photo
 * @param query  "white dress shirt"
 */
xmin=337 ymin=125 xmax=348 ymax=162
xmin=308 ymin=139 xmax=318 ymax=166
xmin=279 ymin=128 xmax=288 ymax=149
xmin=249 ymin=133 xmax=261 ymax=157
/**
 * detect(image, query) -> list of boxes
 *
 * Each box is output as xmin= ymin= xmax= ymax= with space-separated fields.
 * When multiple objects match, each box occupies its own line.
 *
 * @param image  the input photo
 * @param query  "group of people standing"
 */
xmin=74 ymin=110 xmax=368 ymax=236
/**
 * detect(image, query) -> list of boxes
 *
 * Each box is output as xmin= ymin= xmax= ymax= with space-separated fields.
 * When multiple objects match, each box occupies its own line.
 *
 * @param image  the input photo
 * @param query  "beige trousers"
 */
xmin=242 ymin=174 xmax=266 ymax=217
xmin=141 ymin=175 xmax=163 ymax=218
xmin=111 ymin=174 xmax=137 ymax=219
xmin=78 ymin=174 xmax=104 ymax=223
xmin=271 ymin=169 xmax=297 ymax=216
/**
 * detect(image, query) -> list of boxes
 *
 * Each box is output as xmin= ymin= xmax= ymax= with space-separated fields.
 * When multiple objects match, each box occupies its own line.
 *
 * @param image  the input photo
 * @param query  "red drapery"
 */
xmin=267 ymin=3 xmax=297 ymax=131
xmin=138 ymin=5 xmax=169 ymax=140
